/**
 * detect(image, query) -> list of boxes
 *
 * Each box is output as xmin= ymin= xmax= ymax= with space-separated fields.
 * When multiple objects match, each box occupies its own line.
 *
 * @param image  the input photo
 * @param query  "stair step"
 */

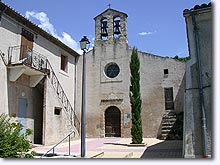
xmin=162 ymin=118 xmax=176 ymax=122
xmin=162 ymin=115 xmax=176 ymax=118
xmin=161 ymin=129 xmax=172 ymax=133
xmin=161 ymin=126 xmax=173 ymax=129
xmin=162 ymin=122 xmax=176 ymax=125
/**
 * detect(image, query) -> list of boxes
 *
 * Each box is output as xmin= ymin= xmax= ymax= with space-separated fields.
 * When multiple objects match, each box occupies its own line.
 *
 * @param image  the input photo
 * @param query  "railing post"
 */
xmin=69 ymin=135 xmax=71 ymax=156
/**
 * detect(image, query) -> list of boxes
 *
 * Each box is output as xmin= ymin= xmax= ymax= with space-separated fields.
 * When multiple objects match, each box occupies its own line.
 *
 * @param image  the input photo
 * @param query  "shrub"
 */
xmin=0 ymin=113 xmax=33 ymax=158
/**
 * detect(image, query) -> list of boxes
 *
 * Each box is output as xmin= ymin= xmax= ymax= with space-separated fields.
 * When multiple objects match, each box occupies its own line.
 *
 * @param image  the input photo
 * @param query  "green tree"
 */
xmin=0 ymin=113 xmax=33 ymax=158
xmin=129 ymin=47 xmax=143 ymax=144
xmin=173 ymin=55 xmax=190 ymax=62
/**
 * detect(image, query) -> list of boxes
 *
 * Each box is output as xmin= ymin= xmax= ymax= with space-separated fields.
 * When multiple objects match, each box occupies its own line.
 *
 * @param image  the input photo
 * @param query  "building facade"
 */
xmin=76 ymin=8 xmax=185 ymax=139
xmin=183 ymin=3 xmax=212 ymax=158
xmin=0 ymin=2 xmax=80 ymax=145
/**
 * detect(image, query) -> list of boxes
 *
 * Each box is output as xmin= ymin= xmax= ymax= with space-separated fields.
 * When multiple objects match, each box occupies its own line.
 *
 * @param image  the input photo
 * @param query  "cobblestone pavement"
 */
xmin=31 ymin=138 xmax=183 ymax=159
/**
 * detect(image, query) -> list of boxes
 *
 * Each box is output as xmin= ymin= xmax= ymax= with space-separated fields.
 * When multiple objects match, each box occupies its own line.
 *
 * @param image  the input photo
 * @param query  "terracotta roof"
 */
xmin=183 ymin=2 xmax=211 ymax=13
xmin=0 ymin=1 xmax=79 ymax=57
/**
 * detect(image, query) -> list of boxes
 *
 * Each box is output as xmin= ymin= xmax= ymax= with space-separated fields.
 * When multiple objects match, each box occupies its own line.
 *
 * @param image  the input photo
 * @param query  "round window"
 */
xmin=105 ymin=63 xmax=120 ymax=78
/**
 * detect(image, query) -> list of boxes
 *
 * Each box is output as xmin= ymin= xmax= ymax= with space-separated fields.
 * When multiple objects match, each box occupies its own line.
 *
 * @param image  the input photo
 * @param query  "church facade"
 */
xmin=76 ymin=8 xmax=185 ymax=138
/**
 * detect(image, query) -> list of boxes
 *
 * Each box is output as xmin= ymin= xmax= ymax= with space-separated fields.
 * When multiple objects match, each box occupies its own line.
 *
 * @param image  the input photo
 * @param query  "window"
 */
xmin=54 ymin=107 xmax=62 ymax=115
xmin=104 ymin=63 xmax=120 ymax=78
xmin=164 ymin=69 xmax=168 ymax=78
xmin=61 ymin=54 xmax=68 ymax=72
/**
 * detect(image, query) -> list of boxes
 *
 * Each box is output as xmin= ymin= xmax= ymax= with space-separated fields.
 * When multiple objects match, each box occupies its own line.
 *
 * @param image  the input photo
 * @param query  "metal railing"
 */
xmin=46 ymin=60 xmax=80 ymax=133
xmin=0 ymin=49 xmax=7 ymax=65
xmin=6 ymin=45 xmax=80 ymax=133
xmin=40 ymin=130 xmax=76 ymax=158
xmin=8 ymin=45 xmax=47 ymax=72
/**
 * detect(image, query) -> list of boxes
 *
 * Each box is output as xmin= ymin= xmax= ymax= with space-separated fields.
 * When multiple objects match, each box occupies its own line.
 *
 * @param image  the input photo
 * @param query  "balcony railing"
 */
xmin=6 ymin=45 xmax=80 ymax=134
xmin=8 ymin=45 xmax=47 ymax=72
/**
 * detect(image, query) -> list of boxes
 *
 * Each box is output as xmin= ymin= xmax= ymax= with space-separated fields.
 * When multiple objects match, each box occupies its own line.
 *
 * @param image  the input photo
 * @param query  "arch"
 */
xmin=113 ymin=16 xmax=121 ymax=38
xmin=105 ymin=106 xmax=121 ymax=137
xmin=100 ymin=18 xmax=108 ymax=40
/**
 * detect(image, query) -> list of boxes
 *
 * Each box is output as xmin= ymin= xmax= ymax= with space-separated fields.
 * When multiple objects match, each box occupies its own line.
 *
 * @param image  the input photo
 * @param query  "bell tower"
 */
xmin=94 ymin=7 xmax=128 ymax=45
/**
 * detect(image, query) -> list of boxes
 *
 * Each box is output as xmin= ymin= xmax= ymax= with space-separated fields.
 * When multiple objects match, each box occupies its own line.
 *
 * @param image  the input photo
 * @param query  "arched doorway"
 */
xmin=105 ymin=106 xmax=121 ymax=137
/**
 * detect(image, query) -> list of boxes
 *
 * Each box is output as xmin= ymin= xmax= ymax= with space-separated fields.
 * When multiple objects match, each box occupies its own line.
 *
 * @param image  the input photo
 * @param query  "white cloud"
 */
xmin=138 ymin=31 xmax=156 ymax=36
xmin=25 ymin=11 xmax=82 ymax=54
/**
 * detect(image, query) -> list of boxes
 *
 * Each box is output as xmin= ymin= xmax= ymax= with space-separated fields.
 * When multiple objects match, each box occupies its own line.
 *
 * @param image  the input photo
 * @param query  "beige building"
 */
xmin=1 ymin=1 xmax=187 ymax=147
xmin=183 ymin=2 xmax=212 ymax=158
xmin=0 ymin=2 xmax=80 ymax=145
xmin=76 ymin=8 xmax=185 ymax=139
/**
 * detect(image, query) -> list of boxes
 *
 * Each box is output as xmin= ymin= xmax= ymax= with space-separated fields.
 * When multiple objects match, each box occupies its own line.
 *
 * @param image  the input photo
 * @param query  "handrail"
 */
xmin=40 ymin=130 xmax=75 ymax=158
xmin=7 ymin=45 xmax=80 ymax=133
xmin=8 ymin=45 xmax=47 ymax=72
xmin=0 ymin=49 xmax=7 ymax=65
xmin=46 ymin=60 xmax=80 ymax=133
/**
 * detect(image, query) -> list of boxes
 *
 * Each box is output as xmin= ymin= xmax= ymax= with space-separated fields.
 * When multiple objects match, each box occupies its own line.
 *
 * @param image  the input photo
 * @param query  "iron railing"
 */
xmin=6 ymin=45 xmax=80 ymax=133
xmin=46 ymin=60 xmax=80 ymax=133
xmin=0 ymin=49 xmax=7 ymax=65
xmin=40 ymin=130 xmax=76 ymax=158
xmin=8 ymin=45 xmax=47 ymax=72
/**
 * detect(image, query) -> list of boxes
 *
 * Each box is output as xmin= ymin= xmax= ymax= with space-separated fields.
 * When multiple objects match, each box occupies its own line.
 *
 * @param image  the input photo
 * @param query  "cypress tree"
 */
xmin=129 ymin=47 xmax=143 ymax=144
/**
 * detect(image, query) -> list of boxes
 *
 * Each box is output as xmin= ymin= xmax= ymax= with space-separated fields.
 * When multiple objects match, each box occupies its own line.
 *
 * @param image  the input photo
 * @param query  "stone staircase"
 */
xmin=159 ymin=110 xmax=177 ymax=140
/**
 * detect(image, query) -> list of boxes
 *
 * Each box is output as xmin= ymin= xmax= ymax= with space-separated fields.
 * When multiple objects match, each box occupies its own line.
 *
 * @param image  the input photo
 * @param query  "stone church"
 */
xmin=76 ymin=8 xmax=185 ymax=139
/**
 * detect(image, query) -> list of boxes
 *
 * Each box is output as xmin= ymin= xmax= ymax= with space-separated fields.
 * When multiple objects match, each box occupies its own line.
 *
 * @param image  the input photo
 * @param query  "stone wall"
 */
xmin=183 ymin=4 xmax=212 ymax=158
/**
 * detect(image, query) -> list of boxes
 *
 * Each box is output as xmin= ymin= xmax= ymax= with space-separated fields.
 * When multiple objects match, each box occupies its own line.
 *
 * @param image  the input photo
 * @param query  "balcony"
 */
xmin=7 ymin=45 xmax=48 ymax=87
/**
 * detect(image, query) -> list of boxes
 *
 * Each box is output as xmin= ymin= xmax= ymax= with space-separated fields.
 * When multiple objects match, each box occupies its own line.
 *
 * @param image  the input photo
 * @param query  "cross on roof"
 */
xmin=108 ymin=3 xmax=111 ymax=9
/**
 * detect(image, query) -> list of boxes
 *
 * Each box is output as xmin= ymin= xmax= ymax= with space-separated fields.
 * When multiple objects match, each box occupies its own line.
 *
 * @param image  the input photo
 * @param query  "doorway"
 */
xmin=105 ymin=106 xmax=121 ymax=137
xmin=164 ymin=87 xmax=174 ymax=110
xmin=18 ymin=98 xmax=27 ymax=135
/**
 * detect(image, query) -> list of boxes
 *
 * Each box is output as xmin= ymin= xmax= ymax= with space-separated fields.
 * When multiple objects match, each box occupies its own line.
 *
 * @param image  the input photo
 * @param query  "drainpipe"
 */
xmin=191 ymin=12 xmax=208 ymax=158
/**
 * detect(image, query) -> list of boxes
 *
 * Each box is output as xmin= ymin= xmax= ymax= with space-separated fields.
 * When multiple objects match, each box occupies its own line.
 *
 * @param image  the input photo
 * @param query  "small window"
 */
xmin=61 ymin=54 xmax=68 ymax=72
xmin=164 ymin=69 xmax=168 ymax=77
xmin=54 ymin=107 xmax=62 ymax=115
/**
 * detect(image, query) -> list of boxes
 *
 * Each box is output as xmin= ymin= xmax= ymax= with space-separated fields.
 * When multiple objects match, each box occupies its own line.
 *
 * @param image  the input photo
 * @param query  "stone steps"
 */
xmin=159 ymin=110 xmax=177 ymax=140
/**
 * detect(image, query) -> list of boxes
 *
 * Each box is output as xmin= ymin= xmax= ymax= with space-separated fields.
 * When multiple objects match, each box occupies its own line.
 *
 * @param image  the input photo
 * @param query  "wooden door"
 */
xmin=20 ymin=28 xmax=34 ymax=64
xmin=105 ymin=106 xmax=121 ymax=137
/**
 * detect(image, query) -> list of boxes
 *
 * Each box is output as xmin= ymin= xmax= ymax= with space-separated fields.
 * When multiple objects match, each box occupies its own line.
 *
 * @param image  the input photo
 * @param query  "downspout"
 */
xmin=191 ymin=12 xmax=208 ymax=158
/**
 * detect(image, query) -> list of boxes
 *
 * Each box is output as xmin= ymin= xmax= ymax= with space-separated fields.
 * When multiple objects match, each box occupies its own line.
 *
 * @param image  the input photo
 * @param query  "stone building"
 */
xmin=183 ymin=3 xmax=212 ymax=158
xmin=76 ymin=8 xmax=185 ymax=139
xmin=0 ymin=2 xmax=80 ymax=145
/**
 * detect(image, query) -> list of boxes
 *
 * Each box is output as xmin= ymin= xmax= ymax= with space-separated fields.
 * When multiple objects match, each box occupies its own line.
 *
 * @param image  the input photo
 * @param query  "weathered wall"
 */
xmin=0 ymin=14 xmax=20 ymax=115
xmin=183 ymin=5 xmax=212 ymax=158
xmin=138 ymin=52 xmax=185 ymax=137
xmin=7 ymin=75 xmax=36 ymax=142
xmin=43 ymin=78 xmax=75 ymax=145
xmin=0 ymin=12 xmax=78 ymax=145
xmin=76 ymin=9 xmax=185 ymax=138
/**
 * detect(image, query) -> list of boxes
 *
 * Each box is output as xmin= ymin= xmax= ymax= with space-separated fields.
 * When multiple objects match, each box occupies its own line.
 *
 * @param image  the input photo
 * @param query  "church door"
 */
xmin=105 ymin=106 xmax=121 ymax=137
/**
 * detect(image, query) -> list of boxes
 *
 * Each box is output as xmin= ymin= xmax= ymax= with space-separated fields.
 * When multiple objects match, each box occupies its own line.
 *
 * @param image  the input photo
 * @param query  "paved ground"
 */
xmin=31 ymin=138 xmax=183 ymax=159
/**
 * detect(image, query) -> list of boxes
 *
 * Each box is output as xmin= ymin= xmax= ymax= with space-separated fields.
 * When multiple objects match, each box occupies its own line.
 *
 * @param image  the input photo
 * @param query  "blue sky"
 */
xmin=1 ymin=0 xmax=211 ymax=57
